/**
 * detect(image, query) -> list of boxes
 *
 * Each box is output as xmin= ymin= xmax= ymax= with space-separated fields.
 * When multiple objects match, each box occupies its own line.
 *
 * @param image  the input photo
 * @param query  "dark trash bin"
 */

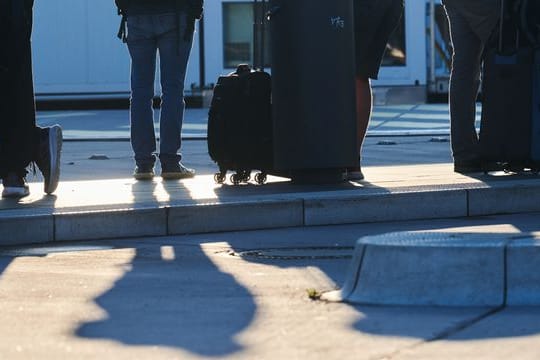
xmin=268 ymin=0 xmax=358 ymax=183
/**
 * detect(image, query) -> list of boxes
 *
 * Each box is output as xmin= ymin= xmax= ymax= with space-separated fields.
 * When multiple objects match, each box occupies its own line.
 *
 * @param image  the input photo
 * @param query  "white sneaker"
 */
xmin=2 ymin=173 xmax=30 ymax=198
xmin=35 ymin=125 xmax=63 ymax=194
xmin=161 ymin=162 xmax=196 ymax=180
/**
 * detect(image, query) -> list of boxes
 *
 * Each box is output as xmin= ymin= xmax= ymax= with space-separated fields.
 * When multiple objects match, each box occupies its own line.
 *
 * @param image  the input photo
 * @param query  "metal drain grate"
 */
xmin=229 ymin=247 xmax=354 ymax=260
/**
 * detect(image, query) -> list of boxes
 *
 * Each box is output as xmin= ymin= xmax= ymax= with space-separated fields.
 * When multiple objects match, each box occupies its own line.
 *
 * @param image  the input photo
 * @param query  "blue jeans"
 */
xmin=127 ymin=13 xmax=193 ymax=167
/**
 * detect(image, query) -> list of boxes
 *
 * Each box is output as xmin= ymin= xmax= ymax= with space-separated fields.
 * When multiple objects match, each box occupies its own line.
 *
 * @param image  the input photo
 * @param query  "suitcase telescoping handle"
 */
xmin=253 ymin=0 xmax=266 ymax=71
xmin=498 ymin=0 xmax=505 ymax=52
xmin=497 ymin=0 xmax=521 ymax=54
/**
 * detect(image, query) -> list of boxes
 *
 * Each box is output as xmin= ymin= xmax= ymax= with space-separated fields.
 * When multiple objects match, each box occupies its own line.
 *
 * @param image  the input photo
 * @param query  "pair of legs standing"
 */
xmin=352 ymin=0 xmax=404 ymax=180
xmin=127 ymin=13 xmax=195 ymax=180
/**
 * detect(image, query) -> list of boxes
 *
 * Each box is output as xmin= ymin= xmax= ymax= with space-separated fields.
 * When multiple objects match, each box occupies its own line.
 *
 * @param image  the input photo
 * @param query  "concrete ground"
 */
xmin=1 ymin=213 xmax=540 ymax=359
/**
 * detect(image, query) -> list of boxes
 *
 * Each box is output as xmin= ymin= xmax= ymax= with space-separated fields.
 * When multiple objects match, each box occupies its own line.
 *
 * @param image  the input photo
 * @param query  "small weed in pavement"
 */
xmin=306 ymin=288 xmax=322 ymax=301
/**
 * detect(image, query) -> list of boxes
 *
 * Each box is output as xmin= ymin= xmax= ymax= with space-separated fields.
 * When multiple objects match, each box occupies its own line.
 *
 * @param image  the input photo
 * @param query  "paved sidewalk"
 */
xmin=2 ymin=137 xmax=540 ymax=246
xmin=1 ymin=105 xmax=539 ymax=246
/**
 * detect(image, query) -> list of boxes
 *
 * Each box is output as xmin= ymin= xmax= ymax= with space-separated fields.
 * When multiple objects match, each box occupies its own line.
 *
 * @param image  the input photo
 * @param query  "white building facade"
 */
xmin=32 ymin=0 xmax=442 ymax=100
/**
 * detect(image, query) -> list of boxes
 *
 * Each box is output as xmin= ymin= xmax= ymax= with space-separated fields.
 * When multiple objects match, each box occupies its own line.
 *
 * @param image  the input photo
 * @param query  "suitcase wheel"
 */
xmin=240 ymin=170 xmax=251 ymax=183
xmin=214 ymin=172 xmax=226 ymax=184
xmin=229 ymin=170 xmax=251 ymax=185
xmin=230 ymin=173 xmax=242 ymax=185
xmin=254 ymin=172 xmax=267 ymax=185
xmin=504 ymin=165 xmax=525 ymax=174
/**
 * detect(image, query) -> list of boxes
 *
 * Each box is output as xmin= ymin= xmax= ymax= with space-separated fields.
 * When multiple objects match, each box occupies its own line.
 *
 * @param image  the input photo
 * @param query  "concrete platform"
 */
xmin=322 ymin=231 xmax=540 ymax=306
xmin=2 ymin=163 xmax=540 ymax=246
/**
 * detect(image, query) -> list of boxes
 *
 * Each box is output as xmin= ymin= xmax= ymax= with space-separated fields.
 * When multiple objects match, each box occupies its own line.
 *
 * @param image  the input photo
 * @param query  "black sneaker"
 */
xmin=345 ymin=166 xmax=365 ymax=181
xmin=35 ymin=125 xmax=62 ymax=194
xmin=161 ymin=162 xmax=195 ymax=180
xmin=133 ymin=164 xmax=155 ymax=180
xmin=2 ymin=172 xmax=30 ymax=198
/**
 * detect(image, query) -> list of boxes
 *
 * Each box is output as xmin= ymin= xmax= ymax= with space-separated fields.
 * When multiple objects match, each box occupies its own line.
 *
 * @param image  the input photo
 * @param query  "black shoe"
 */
xmin=345 ymin=166 xmax=365 ymax=181
xmin=161 ymin=162 xmax=195 ymax=180
xmin=133 ymin=164 xmax=155 ymax=180
xmin=35 ymin=125 xmax=63 ymax=194
xmin=454 ymin=159 xmax=483 ymax=174
xmin=2 ymin=172 xmax=30 ymax=198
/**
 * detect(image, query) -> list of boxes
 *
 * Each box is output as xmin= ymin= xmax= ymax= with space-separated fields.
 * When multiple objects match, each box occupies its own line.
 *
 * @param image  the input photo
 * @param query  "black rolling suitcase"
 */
xmin=532 ymin=49 xmax=540 ymax=161
xmin=523 ymin=0 xmax=540 ymax=161
xmin=479 ymin=0 xmax=540 ymax=172
xmin=207 ymin=0 xmax=272 ymax=185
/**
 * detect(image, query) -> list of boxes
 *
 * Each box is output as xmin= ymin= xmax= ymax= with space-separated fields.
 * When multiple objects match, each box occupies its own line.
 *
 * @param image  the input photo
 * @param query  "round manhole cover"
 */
xmin=231 ymin=247 xmax=354 ymax=260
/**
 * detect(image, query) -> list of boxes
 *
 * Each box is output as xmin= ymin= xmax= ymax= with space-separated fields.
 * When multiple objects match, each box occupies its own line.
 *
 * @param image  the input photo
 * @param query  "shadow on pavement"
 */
xmin=0 ymin=192 xmax=57 ymax=212
xmin=75 ymin=243 xmax=256 ymax=357
xmin=0 ymin=240 xmax=255 ymax=356
xmin=211 ymin=177 xmax=391 ymax=199
xmin=0 ymin=256 xmax=11 ymax=279
xmin=353 ymin=306 xmax=494 ymax=340
xmin=352 ymin=305 xmax=540 ymax=341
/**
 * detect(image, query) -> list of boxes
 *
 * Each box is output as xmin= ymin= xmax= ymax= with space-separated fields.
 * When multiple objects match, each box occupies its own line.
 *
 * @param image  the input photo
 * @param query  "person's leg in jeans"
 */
xmin=444 ymin=3 xmax=484 ymax=171
xmin=156 ymin=13 xmax=195 ymax=179
xmin=127 ymin=15 xmax=158 ymax=179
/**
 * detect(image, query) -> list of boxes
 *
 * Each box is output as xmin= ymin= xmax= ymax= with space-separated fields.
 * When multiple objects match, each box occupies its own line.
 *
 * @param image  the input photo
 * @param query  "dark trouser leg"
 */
xmin=444 ymin=4 xmax=484 ymax=162
xmin=0 ymin=24 xmax=38 ymax=178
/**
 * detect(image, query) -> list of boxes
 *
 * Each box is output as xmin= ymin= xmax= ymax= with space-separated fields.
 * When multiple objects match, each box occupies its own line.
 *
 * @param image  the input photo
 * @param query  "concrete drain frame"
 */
xmin=322 ymin=231 xmax=540 ymax=306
